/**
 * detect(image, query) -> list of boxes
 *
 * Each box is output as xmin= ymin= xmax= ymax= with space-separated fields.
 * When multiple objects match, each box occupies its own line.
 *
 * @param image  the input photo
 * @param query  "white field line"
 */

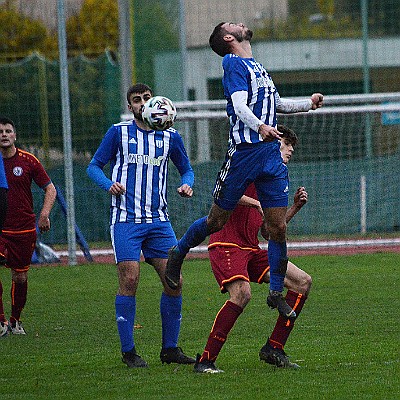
xmin=55 ymin=237 xmax=400 ymax=257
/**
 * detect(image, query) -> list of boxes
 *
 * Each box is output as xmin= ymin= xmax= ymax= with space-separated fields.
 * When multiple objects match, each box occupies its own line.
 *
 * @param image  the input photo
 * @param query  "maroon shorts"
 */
xmin=0 ymin=228 xmax=36 ymax=272
xmin=208 ymin=245 xmax=270 ymax=293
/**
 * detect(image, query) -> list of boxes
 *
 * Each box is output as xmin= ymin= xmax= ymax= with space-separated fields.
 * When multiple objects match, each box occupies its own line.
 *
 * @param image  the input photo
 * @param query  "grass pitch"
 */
xmin=1 ymin=253 xmax=399 ymax=399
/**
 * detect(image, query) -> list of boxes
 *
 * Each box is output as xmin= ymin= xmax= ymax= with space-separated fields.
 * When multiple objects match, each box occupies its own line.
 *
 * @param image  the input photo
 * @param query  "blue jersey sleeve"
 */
xmin=169 ymin=130 xmax=194 ymax=188
xmin=0 ymin=155 xmax=8 ymax=189
xmin=86 ymin=125 xmax=120 ymax=191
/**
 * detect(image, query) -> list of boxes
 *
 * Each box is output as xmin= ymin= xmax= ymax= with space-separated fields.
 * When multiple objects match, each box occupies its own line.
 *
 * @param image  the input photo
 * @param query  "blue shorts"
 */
xmin=213 ymin=140 xmax=289 ymax=210
xmin=110 ymin=221 xmax=177 ymax=263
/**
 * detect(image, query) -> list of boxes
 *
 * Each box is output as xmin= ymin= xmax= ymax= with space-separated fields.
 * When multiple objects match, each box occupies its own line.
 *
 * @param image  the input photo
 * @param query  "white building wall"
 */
xmin=1 ymin=0 xmax=82 ymax=28
xmin=183 ymin=0 xmax=288 ymax=47
xmin=155 ymin=36 xmax=400 ymax=104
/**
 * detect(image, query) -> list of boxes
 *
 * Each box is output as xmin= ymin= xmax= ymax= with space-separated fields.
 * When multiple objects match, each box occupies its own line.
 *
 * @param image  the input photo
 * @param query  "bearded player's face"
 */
xmin=128 ymin=91 xmax=152 ymax=122
xmin=225 ymin=23 xmax=253 ymax=42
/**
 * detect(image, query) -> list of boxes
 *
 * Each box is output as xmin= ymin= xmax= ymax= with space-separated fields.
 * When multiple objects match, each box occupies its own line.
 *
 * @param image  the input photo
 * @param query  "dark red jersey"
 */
xmin=209 ymin=183 xmax=262 ymax=249
xmin=2 ymin=148 xmax=51 ymax=232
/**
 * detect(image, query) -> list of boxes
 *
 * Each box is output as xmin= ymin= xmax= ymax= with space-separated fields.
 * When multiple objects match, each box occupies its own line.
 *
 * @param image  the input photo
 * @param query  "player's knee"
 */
xmin=120 ymin=279 xmax=137 ymax=295
xmin=11 ymin=271 xmax=27 ymax=284
xmin=299 ymin=273 xmax=312 ymax=296
xmin=228 ymin=282 xmax=251 ymax=307
xmin=232 ymin=290 xmax=251 ymax=308
xmin=267 ymin=222 xmax=287 ymax=241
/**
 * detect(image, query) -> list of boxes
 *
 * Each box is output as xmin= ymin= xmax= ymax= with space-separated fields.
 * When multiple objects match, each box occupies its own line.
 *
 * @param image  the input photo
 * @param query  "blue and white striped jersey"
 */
xmin=222 ymin=54 xmax=278 ymax=145
xmin=88 ymin=120 xmax=194 ymax=225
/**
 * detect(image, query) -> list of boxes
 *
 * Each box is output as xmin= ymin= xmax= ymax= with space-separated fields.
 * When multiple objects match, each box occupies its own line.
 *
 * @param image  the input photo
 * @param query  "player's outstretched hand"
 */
xmin=177 ymin=184 xmax=193 ymax=198
xmin=310 ymin=93 xmax=323 ymax=109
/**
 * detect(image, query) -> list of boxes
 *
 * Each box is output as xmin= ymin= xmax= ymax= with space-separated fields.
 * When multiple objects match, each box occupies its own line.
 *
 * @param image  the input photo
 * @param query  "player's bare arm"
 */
xmin=237 ymin=195 xmax=263 ymax=217
xmin=109 ymin=182 xmax=126 ymax=196
xmin=38 ymin=182 xmax=57 ymax=233
xmin=286 ymin=187 xmax=308 ymax=223
xmin=177 ymin=184 xmax=193 ymax=198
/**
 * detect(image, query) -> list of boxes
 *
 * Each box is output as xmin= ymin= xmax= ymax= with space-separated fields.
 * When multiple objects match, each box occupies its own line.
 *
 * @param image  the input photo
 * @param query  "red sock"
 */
xmin=201 ymin=300 xmax=243 ymax=362
xmin=0 ymin=280 xmax=5 ymax=323
xmin=10 ymin=280 xmax=28 ymax=322
xmin=269 ymin=290 xmax=307 ymax=349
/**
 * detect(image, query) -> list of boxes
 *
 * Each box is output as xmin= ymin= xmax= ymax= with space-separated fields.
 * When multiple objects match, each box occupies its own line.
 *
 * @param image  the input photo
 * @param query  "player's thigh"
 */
xmin=255 ymin=164 xmax=289 ymax=209
xmin=207 ymin=203 xmax=232 ymax=232
xmin=111 ymin=222 xmax=146 ymax=262
xmin=247 ymin=249 xmax=270 ymax=284
xmin=142 ymin=221 xmax=177 ymax=259
xmin=2 ymin=230 xmax=36 ymax=272
xmin=209 ymin=246 xmax=251 ymax=292
xmin=213 ymin=143 xmax=267 ymax=210
xmin=262 ymin=206 xmax=287 ymax=235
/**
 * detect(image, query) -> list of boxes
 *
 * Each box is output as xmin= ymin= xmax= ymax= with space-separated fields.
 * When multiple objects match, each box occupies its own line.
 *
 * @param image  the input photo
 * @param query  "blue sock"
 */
xmin=268 ymin=240 xmax=287 ymax=292
xmin=160 ymin=292 xmax=182 ymax=349
xmin=177 ymin=216 xmax=208 ymax=255
xmin=115 ymin=295 xmax=136 ymax=353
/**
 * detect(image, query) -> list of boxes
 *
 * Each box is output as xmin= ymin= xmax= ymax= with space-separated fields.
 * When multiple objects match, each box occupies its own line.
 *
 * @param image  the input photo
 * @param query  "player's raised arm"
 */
xmin=275 ymin=92 xmax=324 ymax=113
xmin=286 ymin=187 xmax=308 ymax=223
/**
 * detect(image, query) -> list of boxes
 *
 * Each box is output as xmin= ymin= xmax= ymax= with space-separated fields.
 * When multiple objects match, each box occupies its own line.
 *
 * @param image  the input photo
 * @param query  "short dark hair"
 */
xmin=278 ymin=124 xmax=298 ymax=147
xmin=209 ymin=22 xmax=231 ymax=57
xmin=0 ymin=117 xmax=16 ymax=130
xmin=126 ymin=83 xmax=153 ymax=103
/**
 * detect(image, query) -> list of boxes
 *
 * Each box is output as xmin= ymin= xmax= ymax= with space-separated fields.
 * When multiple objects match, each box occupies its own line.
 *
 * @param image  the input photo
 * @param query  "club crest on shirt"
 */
xmin=156 ymin=140 xmax=163 ymax=148
xmin=13 ymin=166 xmax=23 ymax=176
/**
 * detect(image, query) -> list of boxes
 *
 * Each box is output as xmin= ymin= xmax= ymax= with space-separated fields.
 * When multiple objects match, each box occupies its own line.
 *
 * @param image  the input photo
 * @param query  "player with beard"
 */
xmin=165 ymin=22 xmax=322 ymax=321
xmin=87 ymin=83 xmax=195 ymax=368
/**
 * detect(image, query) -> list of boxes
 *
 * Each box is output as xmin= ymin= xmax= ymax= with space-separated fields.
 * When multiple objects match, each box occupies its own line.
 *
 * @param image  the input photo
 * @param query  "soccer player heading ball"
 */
xmin=165 ymin=22 xmax=322 ymax=322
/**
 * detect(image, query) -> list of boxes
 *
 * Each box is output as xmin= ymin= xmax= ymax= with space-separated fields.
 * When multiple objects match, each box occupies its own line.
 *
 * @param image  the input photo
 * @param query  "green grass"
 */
xmin=1 ymin=253 xmax=399 ymax=399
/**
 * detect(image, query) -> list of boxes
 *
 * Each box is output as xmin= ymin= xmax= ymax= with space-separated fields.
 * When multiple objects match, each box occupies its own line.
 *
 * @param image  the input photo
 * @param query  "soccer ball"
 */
xmin=142 ymin=96 xmax=177 ymax=130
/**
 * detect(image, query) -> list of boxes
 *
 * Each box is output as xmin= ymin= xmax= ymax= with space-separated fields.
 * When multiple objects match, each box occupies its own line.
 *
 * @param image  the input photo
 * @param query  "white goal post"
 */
xmin=173 ymin=92 xmax=400 ymax=119
xmin=122 ymin=92 xmax=400 ymax=247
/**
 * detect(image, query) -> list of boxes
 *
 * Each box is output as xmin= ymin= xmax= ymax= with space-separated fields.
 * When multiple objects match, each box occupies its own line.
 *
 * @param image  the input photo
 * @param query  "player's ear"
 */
xmin=223 ymin=34 xmax=234 ymax=42
xmin=127 ymin=103 xmax=133 ymax=111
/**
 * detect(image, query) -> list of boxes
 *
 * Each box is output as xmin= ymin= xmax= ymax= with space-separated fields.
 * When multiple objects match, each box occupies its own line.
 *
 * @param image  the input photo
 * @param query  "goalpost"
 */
xmin=164 ymin=92 xmax=400 ymax=249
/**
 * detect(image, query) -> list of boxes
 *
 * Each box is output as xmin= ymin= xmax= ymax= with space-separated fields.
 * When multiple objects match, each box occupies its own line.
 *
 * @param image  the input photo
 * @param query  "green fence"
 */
xmin=31 ymin=148 xmax=400 ymax=246
xmin=0 ymin=51 xmax=120 ymax=163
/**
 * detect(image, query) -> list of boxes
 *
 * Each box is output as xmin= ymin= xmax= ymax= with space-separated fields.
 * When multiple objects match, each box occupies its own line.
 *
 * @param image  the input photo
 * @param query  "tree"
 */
xmin=0 ymin=5 xmax=56 ymax=59
xmin=66 ymin=0 xmax=119 ymax=55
